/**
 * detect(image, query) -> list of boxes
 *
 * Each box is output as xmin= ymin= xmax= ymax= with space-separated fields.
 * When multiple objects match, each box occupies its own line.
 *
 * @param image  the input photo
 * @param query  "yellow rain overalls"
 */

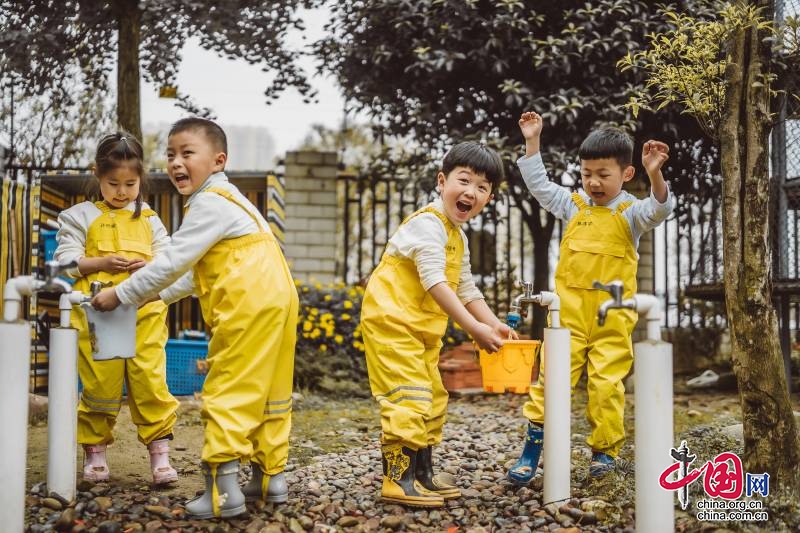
xmin=362 ymin=207 xmax=463 ymax=450
xmin=192 ymin=188 xmax=298 ymax=476
xmin=523 ymin=192 xmax=638 ymax=456
xmin=74 ymin=202 xmax=178 ymax=445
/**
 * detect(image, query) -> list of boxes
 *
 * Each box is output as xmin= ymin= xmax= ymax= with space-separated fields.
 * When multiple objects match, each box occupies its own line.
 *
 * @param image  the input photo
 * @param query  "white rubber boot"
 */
xmin=241 ymin=464 xmax=288 ymax=503
xmin=185 ymin=460 xmax=246 ymax=519
xmin=83 ymin=444 xmax=110 ymax=482
xmin=148 ymin=438 xmax=178 ymax=485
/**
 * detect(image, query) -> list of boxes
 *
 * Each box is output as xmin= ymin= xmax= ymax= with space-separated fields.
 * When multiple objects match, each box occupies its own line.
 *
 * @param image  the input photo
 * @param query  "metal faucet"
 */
xmin=89 ymin=280 xmax=113 ymax=297
xmin=507 ymin=280 xmax=553 ymax=329
xmin=40 ymin=260 xmax=77 ymax=294
xmin=594 ymin=280 xmax=635 ymax=326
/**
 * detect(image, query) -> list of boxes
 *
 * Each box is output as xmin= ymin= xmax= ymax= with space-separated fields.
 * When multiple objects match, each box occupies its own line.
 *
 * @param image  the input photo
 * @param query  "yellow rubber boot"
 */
xmin=415 ymin=446 xmax=461 ymax=499
xmin=381 ymin=445 xmax=444 ymax=508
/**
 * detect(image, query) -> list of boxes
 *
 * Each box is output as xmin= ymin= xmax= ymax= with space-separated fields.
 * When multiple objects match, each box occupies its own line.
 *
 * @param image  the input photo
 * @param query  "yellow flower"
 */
xmin=341 ymin=313 xmax=351 ymax=321
xmin=324 ymin=294 xmax=332 ymax=301
xmin=447 ymin=337 xmax=455 ymax=344
xmin=334 ymin=334 xmax=343 ymax=344
xmin=303 ymin=321 xmax=313 ymax=332
xmin=343 ymin=300 xmax=353 ymax=310
xmin=320 ymin=344 xmax=327 ymax=353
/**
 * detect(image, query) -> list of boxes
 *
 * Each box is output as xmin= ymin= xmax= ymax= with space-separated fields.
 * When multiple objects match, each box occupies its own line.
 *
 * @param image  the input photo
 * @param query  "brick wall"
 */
xmin=282 ymin=150 xmax=340 ymax=283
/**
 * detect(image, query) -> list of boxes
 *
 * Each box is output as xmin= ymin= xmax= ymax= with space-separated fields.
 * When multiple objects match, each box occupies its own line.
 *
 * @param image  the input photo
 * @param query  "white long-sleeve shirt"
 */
xmin=115 ymin=172 xmax=273 ymax=306
xmin=517 ymin=153 xmax=674 ymax=252
xmin=54 ymin=201 xmax=170 ymax=278
xmin=386 ymin=198 xmax=484 ymax=305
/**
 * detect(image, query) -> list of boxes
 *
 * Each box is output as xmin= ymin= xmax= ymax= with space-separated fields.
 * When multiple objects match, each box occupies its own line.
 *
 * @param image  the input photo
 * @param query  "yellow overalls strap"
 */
xmin=197 ymin=186 xmax=267 ymax=233
xmin=381 ymin=206 xmax=459 ymax=265
xmin=93 ymin=200 xmax=156 ymax=218
xmin=399 ymin=205 xmax=456 ymax=232
xmin=571 ymin=192 xmax=587 ymax=210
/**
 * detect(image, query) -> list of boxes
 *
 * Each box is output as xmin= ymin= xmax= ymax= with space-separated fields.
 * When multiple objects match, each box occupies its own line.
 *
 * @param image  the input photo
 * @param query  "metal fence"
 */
xmin=336 ymin=172 xmax=565 ymax=315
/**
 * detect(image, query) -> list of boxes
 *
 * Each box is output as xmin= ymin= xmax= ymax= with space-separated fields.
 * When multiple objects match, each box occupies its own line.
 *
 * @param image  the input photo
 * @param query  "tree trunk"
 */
xmin=719 ymin=2 xmax=800 ymax=503
xmin=530 ymin=211 xmax=555 ymax=338
xmin=115 ymin=0 xmax=142 ymax=140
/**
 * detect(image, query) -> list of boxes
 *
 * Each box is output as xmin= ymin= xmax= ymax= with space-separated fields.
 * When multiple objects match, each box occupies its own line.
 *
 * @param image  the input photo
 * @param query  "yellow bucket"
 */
xmin=479 ymin=339 xmax=541 ymax=394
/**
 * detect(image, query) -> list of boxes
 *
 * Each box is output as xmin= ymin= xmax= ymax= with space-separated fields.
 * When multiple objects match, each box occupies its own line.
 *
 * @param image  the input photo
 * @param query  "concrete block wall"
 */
xmin=283 ymin=150 xmax=340 ymax=283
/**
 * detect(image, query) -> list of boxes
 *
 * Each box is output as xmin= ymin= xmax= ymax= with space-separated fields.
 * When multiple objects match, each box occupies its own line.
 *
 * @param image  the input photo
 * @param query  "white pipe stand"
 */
xmin=514 ymin=291 xmax=572 ymax=505
xmin=46 ymin=292 xmax=85 ymax=501
xmin=630 ymin=294 xmax=674 ymax=533
xmin=1 ymin=276 xmax=43 ymax=532
xmin=541 ymin=292 xmax=571 ymax=504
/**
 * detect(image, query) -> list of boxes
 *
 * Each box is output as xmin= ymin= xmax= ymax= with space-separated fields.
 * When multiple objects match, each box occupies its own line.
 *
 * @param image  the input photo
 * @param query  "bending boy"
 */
xmin=361 ymin=141 xmax=516 ymax=507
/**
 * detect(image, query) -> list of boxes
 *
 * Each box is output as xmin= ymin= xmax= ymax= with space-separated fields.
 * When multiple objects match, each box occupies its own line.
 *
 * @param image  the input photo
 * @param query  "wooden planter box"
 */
xmin=439 ymin=342 xmax=482 ymax=391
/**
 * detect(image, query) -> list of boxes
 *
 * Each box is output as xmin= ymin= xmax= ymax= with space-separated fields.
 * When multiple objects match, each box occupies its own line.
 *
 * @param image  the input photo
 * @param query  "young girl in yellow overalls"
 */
xmin=55 ymin=133 xmax=179 ymax=485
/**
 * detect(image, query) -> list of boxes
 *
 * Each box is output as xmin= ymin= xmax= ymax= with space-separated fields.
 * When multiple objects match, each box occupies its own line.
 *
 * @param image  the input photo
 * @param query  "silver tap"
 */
xmin=89 ymin=280 xmax=113 ymax=297
xmin=593 ymin=280 xmax=635 ymax=326
xmin=509 ymin=280 xmax=543 ymax=320
xmin=40 ymin=260 xmax=77 ymax=294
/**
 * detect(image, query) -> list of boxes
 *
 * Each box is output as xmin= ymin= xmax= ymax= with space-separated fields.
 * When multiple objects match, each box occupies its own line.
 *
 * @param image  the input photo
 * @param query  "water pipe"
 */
xmin=1 ymin=276 xmax=41 ymax=532
xmin=595 ymin=279 xmax=673 ymax=533
xmin=507 ymin=281 xmax=570 ymax=504
xmin=48 ymin=290 xmax=88 ymax=501
xmin=1 ymin=260 xmax=81 ymax=530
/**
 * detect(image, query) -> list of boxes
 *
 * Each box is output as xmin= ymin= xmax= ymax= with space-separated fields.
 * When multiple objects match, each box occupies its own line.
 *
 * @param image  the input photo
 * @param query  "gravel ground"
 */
xmin=23 ymin=388 xmax=799 ymax=532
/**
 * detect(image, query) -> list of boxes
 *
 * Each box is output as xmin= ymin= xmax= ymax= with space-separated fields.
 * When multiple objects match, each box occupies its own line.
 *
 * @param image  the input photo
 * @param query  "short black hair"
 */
xmin=169 ymin=117 xmax=228 ymax=154
xmin=442 ymin=141 xmax=504 ymax=190
xmin=578 ymin=128 xmax=633 ymax=168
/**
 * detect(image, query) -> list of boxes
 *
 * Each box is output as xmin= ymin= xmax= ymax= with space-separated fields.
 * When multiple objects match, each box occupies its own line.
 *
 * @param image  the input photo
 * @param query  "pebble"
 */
xmin=23 ymin=393 xmax=776 ymax=532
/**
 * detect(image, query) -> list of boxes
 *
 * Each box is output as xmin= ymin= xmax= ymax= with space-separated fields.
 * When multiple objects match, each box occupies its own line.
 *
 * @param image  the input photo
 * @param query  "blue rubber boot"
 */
xmin=589 ymin=451 xmax=616 ymax=478
xmin=507 ymin=423 xmax=544 ymax=486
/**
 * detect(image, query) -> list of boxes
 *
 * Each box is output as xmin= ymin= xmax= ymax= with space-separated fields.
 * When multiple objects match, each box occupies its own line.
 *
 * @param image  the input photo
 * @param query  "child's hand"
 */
xmin=642 ymin=140 xmax=670 ymax=177
xmin=126 ymin=258 xmax=147 ymax=274
xmin=91 ymin=288 xmax=121 ymax=311
xmin=493 ymin=322 xmax=519 ymax=340
xmin=101 ymin=255 xmax=131 ymax=274
xmin=471 ymin=323 xmax=505 ymax=354
xmin=518 ymin=111 xmax=543 ymax=140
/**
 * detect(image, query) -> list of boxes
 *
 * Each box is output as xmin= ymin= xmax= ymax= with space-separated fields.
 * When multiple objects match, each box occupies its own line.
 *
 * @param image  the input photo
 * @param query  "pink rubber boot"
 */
xmin=83 ymin=444 xmax=110 ymax=482
xmin=148 ymin=438 xmax=178 ymax=485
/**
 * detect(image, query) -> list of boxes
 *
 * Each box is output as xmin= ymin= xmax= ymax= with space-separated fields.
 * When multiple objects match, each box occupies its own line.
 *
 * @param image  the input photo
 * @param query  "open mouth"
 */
xmin=456 ymin=200 xmax=472 ymax=213
xmin=173 ymin=174 xmax=190 ymax=185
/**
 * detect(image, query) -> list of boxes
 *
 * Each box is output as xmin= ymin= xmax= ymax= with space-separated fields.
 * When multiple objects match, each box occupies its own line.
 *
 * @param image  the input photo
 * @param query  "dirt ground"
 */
xmin=25 ymin=393 xmax=382 ymax=499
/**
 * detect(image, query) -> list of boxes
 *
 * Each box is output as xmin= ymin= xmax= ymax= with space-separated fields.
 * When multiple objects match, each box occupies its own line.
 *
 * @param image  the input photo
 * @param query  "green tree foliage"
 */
xmin=0 ymin=0 xmax=319 ymax=140
xmin=316 ymin=0 xmax=714 ymax=333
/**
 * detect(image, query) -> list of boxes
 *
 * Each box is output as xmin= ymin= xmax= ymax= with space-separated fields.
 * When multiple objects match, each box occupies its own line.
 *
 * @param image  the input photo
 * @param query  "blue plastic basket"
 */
xmin=165 ymin=339 xmax=208 ymax=395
